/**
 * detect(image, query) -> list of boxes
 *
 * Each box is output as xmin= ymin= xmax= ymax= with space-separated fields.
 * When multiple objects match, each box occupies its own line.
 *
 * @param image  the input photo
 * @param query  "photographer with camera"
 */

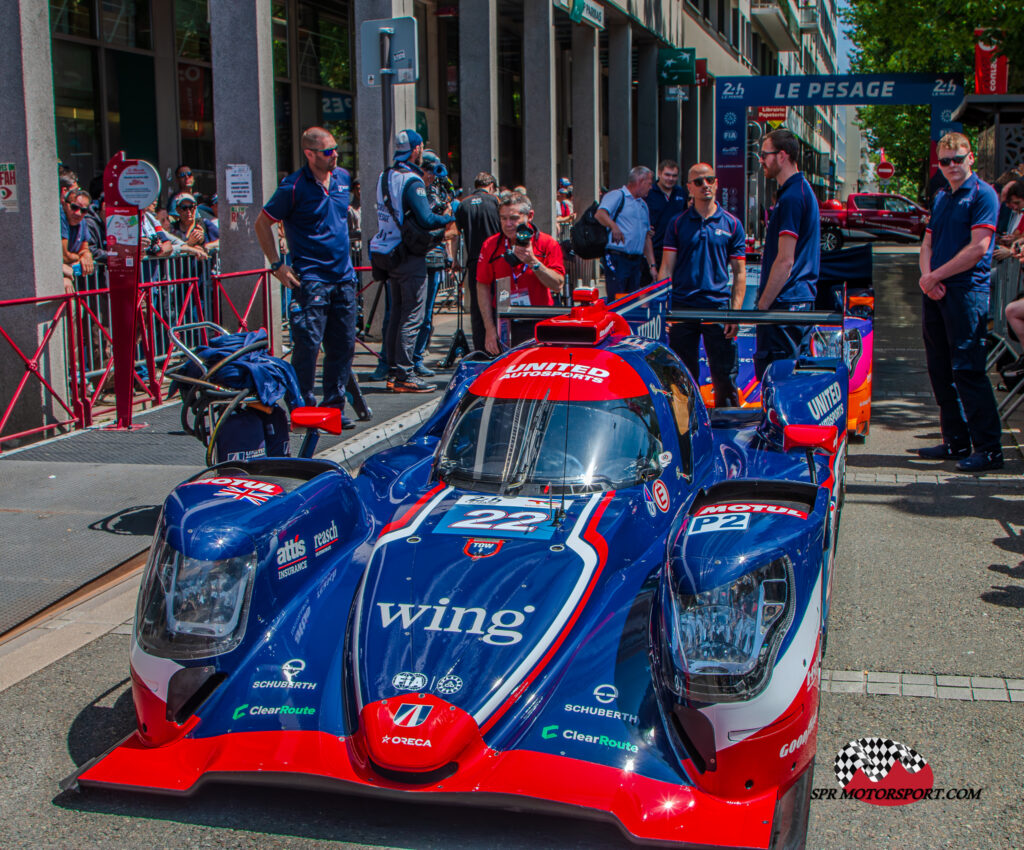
xmin=369 ymin=130 xmax=454 ymax=393
xmin=477 ymin=192 xmax=565 ymax=355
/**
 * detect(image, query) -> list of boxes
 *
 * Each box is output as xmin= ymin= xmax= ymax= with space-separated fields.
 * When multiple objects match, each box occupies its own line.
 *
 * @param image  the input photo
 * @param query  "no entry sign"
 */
xmin=877 ymin=161 xmax=895 ymax=180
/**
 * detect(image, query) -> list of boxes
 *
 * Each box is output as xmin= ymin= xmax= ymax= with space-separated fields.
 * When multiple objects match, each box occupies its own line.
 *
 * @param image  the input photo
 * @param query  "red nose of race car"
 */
xmin=359 ymin=693 xmax=483 ymax=773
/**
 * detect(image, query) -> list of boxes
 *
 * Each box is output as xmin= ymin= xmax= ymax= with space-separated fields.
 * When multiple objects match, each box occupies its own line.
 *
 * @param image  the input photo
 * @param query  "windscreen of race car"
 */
xmin=436 ymin=392 xmax=664 ymax=496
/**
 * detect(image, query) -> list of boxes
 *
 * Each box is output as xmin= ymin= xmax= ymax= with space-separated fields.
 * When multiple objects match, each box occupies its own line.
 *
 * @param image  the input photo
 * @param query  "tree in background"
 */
xmin=842 ymin=0 xmax=1018 ymax=201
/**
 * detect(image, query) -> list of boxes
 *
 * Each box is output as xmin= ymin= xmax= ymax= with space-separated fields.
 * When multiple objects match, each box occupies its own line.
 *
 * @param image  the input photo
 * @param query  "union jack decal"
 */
xmin=216 ymin=483 xmax=275 ymax=505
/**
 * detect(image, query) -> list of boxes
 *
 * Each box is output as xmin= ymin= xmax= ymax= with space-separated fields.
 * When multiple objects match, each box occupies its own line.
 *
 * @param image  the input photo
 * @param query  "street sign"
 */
xmin=360 ymin=17 xmax=418 ymax=87
xmin=877 ymin=160 xmax=895 ymax=180
xmin=665 ymin=86 xmax=689 ymax=102
xmin=658 ymin=48 xmax=696 ymax=86
xmin=553 ymin=0 xmax=604 ymax=29
xmin=116 ymin=161 xmax=160 ymax=209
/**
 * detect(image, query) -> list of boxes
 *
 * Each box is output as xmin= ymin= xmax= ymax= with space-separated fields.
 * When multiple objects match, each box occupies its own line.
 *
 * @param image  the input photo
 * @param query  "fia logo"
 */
xmin=393 ymin=703 xmax=433 ymax=728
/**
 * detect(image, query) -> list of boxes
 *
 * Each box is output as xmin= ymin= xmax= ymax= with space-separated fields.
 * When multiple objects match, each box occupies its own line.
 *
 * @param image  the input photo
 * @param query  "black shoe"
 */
xmin=341 ymin=415 xmax=356 ymax=430
xmin=918 ymin=443 xmax=971 ymax=460
xmin=956 ymin=450 xmax=1004 ymax=472
xmin=391 ymin=376 xmax=436 ymax=393
xmin=414 ymin=362 xmax=436 ymax=377
xmin=1003 ymin=356 xmax=1024 ymax=379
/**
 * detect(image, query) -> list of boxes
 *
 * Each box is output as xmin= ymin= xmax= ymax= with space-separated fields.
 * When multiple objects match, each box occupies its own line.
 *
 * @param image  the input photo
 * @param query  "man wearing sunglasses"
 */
xmin=257 ymin=126 xmax=361 ymax=427
xmin=755 ymin=129 xmax=819 ymax=380
xmin=917 ymin=132 xmax=1002 ymax=472
xmin=658 ymin=164 xmax=746 ymax=406
xmin=60 ymin=189 xmax=95 ymax=291
xmin=167 ymin=164 xmax=197 ymax=216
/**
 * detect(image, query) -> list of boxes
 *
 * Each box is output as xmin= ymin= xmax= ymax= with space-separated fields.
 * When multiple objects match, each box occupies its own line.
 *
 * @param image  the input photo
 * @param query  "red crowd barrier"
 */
xmin=0 ymin=268 xmax=272 ymax=453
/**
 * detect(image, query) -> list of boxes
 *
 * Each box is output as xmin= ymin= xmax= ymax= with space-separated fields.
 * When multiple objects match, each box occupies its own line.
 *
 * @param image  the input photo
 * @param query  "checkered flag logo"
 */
xmin=834 ymin=737 xmax=929 ymax=786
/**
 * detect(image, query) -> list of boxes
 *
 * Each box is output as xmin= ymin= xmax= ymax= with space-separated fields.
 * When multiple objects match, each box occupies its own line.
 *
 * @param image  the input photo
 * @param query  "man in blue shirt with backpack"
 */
xmin=595 ymin=166 xmax=658 ymax=298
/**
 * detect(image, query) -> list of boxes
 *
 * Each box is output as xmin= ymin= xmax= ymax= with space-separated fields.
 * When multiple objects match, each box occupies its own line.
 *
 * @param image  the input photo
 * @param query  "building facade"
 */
xmin=44 ymin=0 xmax=841 ymax=236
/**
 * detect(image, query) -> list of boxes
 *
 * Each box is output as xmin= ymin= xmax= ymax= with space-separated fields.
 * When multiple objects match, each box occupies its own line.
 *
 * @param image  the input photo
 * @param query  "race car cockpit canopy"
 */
xmin=436 ymin=347 xmax=663 ymax=496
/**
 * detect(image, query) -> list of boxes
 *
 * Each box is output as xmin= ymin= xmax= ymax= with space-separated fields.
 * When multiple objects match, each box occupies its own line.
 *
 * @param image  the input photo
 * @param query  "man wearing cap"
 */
xmin=369 ymin=129 xmax=455 ymax=393
xmin=556 ymin=179 xmax=575 ymax=226
xmin=255 ymin=126 xmax=361 ymax=426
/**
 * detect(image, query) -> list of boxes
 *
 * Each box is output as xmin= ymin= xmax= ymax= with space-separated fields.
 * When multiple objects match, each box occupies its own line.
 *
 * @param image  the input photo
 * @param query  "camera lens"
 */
xmin=515 ymin=224 xmax=532 ymax=246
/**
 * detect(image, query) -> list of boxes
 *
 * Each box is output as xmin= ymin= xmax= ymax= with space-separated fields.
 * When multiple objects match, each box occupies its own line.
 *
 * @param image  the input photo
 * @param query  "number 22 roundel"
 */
xmin=437 ymin=495 xmax=571 ymax=541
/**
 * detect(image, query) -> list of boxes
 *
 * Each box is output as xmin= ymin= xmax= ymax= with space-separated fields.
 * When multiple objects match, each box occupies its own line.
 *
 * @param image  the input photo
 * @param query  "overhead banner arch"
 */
xmin=714 ymin=73 xmax=964 ymax=221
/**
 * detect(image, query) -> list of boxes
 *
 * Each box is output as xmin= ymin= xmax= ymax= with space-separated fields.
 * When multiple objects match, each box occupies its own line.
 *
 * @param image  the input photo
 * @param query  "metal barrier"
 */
xmin=0 ymin=255 xmax=271 ymax=452
xmin=989 ymin=255 xmax=1024 ymax=420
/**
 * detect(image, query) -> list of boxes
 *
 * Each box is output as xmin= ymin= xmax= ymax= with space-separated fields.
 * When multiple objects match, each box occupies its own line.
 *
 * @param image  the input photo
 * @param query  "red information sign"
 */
xmin=103 ymin=152 xmax=159 ymax=429
xmin=877 ymin=161 xmax=895 ymax=180
xmin=757 ymin=106 xmax=787 ymax=122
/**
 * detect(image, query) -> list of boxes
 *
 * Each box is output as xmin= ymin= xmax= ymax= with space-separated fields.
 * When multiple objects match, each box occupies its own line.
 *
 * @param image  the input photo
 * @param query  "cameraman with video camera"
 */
xmin=477 ymin=192 xmax=565 ymax=354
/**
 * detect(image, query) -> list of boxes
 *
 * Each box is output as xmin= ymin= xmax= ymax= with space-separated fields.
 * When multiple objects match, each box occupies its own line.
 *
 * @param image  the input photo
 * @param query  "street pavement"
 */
xmin=0 ymin=248 xmax=1021 ymax=849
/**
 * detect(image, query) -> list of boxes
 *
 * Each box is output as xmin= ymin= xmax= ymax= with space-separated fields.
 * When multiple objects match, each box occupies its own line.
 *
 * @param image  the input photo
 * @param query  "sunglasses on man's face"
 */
xmin=177 ymin=203 xmax=196 ymax=211
xmin=938 ymin=153 xmax=969 ymax=167
xmin=690 ymin=176 xmax=716 ymax=187
xmin=179 ymin=171 xmax=192 ymax=178
xmin=313 ymin=147 xmax=338 ymax=157
xmin=66 ymin=202 xmax=86 ymax=213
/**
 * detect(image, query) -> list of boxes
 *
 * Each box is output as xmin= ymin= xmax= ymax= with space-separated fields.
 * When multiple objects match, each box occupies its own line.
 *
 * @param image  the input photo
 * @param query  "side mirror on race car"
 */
xmin=292 ymin=406 xmax=343 ymax=458
xmin=292 ymin=407 xmax=343 ymax=434
xmin=783 ymin=423 xmax=838 ymax=454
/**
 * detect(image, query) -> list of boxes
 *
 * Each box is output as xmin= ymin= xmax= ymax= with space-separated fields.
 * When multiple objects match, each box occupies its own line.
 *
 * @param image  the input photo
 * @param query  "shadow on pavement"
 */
xmin=65 ymin=679 xmax=135 ymax=767
xmin=52 ymin=780 xmax=633 ymax=849
xmin=88 ymin=505 xmax=162 ymax=536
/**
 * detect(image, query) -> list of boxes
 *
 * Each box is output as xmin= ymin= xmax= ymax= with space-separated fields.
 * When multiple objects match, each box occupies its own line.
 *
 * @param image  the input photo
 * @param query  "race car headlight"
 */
xmin=667 ymin=556 xmax=794 ymax=702
xmin=136 ymin=535 xmax=257 ymax=660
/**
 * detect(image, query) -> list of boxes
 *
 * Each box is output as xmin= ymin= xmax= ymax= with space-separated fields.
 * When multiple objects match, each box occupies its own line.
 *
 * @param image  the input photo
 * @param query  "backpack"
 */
xmin=569 ymin=191 xmax=626 ymax=259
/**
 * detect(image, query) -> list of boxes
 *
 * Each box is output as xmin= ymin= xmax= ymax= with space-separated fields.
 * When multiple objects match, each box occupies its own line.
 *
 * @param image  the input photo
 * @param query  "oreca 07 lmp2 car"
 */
xmin=66 ymin=290 xmax=848 ymax=849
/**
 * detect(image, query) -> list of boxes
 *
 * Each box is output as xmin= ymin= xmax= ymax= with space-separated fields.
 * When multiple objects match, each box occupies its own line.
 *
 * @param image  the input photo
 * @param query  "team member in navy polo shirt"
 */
xmin=755 ymin=129 xmax=819 ymax=380
xmin=644 ymin=160 xmax=690 ymax=273
xmin=256 ymin=126 xmax=359 ymax=427
xmin=595 ymin=166 xmax=658 ymax=298
xmin=658 ymin=163 xmax=746 ymax=406
xmin=917 ymin=132 xmax=1002 ymax=472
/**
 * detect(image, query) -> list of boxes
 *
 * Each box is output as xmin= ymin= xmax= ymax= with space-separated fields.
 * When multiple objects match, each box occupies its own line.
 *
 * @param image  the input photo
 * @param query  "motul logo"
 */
xmin=377 ymin=598 xmax=536 ymax=645
xmin=695 ymin=503 xmax=808 ymax=519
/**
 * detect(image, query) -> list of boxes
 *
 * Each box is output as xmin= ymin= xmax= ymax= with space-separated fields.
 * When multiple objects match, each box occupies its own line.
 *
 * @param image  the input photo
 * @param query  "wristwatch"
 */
xmin=270 ymin=257 xmax=285 ymax=271
xmin=529 ymin=260 xmax=542 ymax=271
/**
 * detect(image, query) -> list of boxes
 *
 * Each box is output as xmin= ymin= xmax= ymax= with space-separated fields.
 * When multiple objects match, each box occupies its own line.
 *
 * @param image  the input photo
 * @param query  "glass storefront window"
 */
xmin=297 ymin=1 xmax=351 ymax=90
xmin=178 ymin=61 xmax=215 ymax=190
xmin=176 ymin=0 xmax=211 ymax=62
xmin=51 ymin=0 xmax=96 ymax=38
xmin=106 ymin=50 xmax=158 ymax=165
xmin=298 ymin=86 xmax=354 ymax=172
xmin=275 ymin=81 xmax=293 ymax=178
xmin=53 ymin=39 xmax=103 ymax=187
xmin=272 ymin=2 xmax=289 ymax=79
xmin=101 ymin=0 xmax=151 ymax=49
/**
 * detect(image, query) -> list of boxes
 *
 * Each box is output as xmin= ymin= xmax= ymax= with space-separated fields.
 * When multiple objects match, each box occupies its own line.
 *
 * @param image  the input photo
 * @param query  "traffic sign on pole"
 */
xmin=877 ymin=161 xmax=895 ymax=180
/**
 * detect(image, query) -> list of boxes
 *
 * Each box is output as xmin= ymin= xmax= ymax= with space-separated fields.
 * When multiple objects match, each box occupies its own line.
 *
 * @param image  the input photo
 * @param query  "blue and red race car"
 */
xmin=66 ymin=288 xmax=848 ymax=849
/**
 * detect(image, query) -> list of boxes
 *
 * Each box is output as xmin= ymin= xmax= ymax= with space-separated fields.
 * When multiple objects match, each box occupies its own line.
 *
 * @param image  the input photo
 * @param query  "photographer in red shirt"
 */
xmin=476 ymin=192 xmax=565 ymax=354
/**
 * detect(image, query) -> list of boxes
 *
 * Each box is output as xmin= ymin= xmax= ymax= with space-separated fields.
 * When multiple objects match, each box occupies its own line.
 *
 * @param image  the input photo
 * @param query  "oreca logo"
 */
xmin=382 ymin=735 xmax=432 ymax=747
xmin=377 ymin=598 xmax=535 ymax=645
